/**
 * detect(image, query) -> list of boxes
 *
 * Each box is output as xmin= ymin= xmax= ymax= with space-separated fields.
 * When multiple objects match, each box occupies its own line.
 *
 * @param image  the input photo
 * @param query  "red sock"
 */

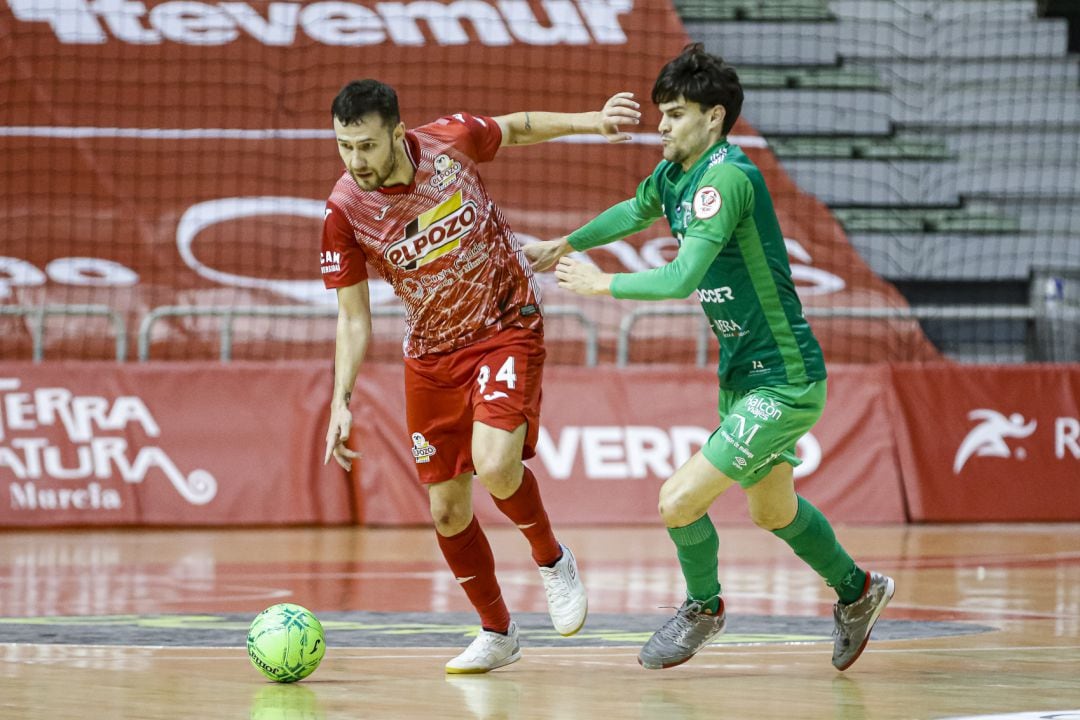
xmin=436 ymin=516 xmax=510 ymax=633
xmin=492 ymin=466 xmax=561 ymax=566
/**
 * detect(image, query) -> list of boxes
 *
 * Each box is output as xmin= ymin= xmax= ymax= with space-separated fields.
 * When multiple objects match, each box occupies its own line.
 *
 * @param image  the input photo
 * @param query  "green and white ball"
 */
xmin=247 ymin=603 xmax=326 ymax=683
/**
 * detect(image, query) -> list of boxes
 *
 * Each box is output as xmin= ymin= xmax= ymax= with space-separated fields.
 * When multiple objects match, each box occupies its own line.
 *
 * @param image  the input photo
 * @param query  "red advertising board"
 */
xmin=891 ymin=364 xmax=1080 ymax=521
xmin=0 ymin=362 xmax=355 ymax=526
xmin=1 ymin=361 xmax=907 ymax=527
xmin=351 ymin=364 xmax=908 ymax=525
xmin=5 ymin=361 xmax=1080 ymax=527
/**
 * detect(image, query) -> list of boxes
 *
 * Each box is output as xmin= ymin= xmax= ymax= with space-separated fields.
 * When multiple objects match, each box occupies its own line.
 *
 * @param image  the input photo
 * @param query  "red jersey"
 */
xmin=320 ymin=113 xmax=542 ymax=358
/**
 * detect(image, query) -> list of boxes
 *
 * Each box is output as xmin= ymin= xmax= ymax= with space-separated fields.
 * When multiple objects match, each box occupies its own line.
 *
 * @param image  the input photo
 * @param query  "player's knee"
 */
xmin=748 ymin=504 xmax=790 ymax=531
xmin=658 ymin=490 xmax=697 ymax=527
xmin=474 ymin=455 xmax=520 ymax=495
xmin=430 ymin=500 xmax=472 ymax=536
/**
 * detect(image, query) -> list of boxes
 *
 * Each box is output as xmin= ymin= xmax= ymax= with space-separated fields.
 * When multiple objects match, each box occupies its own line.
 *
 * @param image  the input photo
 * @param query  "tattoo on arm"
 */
xmin=343 ymin=392 xmax=351 ymax=406
xmin=524 ymin=112 xmax=531 ymax=131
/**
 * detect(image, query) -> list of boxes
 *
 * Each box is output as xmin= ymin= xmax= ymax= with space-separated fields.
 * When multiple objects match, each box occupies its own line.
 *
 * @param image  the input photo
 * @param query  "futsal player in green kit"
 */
xmin=525 ymin=43 xmax=895 ymax=671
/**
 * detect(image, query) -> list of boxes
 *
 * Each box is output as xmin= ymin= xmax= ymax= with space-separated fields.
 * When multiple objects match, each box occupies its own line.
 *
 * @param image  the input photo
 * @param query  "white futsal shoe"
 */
xmin=538 ymin=544 xmax=589 ymax=636
xmin=445 ymin=621 xmax=522 ymax=674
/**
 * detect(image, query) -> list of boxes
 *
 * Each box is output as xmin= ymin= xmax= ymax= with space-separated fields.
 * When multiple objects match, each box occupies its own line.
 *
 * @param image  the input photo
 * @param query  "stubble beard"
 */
xmin=663 ymin=144 xmax=685 ymax=165
xmin=353 ymin=140 xmax=399 ymax=191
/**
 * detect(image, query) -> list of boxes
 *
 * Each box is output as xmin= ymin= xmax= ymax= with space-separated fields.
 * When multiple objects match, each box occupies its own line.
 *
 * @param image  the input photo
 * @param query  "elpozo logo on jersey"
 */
xmin=386 ymin=192 xmax=477 ymax=270
xmin=430 ymin=154 xmax=462 ymax=191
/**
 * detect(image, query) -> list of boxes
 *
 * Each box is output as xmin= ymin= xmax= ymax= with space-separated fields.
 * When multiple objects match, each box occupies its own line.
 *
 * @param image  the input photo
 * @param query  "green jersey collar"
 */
xmin=685 ymin=137 xmax=731 ymax=175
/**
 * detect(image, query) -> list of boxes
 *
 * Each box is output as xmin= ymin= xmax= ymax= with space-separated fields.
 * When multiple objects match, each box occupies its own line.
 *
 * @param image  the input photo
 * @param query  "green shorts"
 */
xmin=702 ymin=380 xmax=827 ymax=488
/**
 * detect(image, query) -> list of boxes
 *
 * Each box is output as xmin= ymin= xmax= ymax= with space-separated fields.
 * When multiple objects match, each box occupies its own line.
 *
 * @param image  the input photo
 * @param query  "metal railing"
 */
xmin=137 ymin=304 xmax=599 ymax=364
xmin=545 ymin=305 xmax=599 ymax=367
xmin=617 ymin=306 xmax=715 ymax=368
xmin=139 ymin=305 xmax=369 ymax=361
xmin=6 ymin=301 xmax=1064 ymax=365
xmin=1 ymin=305 xmax=128 ymax=362
xmin=616 ymin=304 xmax=1041 ymax=366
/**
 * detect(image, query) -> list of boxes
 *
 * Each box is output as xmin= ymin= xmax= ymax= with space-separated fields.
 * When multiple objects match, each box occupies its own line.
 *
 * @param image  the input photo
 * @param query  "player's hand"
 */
xmin=324 ymin=405 xmax=360 ymax=471
xmin=597 ymin=92 xmax=641 ymax=143
xmin=524 ymin=237 xmax=572 ymax=272
xmin=555 ymin=257 xmax=612 ymax=296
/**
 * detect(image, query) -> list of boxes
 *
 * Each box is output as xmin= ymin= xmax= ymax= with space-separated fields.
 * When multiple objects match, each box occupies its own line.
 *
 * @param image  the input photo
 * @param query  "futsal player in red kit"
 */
xmin=320 ymin=80 xmax=641 ymax=673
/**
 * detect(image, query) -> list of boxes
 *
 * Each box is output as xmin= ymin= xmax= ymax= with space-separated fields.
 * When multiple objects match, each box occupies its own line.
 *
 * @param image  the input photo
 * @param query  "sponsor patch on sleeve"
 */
xmin=693 ymin=186 xmax=722 ymax=219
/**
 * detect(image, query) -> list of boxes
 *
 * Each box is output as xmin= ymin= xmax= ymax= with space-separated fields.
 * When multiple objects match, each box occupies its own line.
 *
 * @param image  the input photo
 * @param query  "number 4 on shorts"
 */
xmin=476 ymin=356 xmax=517 ymax=394
xmin=495 ymin=356 xmax=517 ymax=389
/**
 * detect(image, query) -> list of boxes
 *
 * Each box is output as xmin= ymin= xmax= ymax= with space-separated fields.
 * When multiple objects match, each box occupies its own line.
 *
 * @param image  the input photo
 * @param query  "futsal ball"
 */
xmin=247 ymin=603 xmax=326 ymax=683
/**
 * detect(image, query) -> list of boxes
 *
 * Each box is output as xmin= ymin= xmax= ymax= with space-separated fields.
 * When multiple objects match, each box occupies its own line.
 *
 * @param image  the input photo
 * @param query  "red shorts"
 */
xmin=403 ymin=326 xmax=545 ymax=484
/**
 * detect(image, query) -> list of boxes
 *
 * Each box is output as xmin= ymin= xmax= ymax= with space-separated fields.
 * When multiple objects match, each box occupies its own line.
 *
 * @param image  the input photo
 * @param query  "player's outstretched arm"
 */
xmin=555 ymin=234 xmax=721 ymax=300
xmin=494 ymin=92 xmax=641 ymax=147
xmin=526 ymin=193 xmax=662 ymax=272
xmin=558 ymin=164 xmax=753 ymax=297
xmin=324 ymin=281 xmax=372 ymax=471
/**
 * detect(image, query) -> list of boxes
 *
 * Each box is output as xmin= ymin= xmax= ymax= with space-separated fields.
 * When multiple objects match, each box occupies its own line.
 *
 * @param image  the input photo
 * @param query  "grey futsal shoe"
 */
xmin=638 ymin=597 xmax=726 ymax=670
xmin=832 ymin=572 xmax=895 ymax=671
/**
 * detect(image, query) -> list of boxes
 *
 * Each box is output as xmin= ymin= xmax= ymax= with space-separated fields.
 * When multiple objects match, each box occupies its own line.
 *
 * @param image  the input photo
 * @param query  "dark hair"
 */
xmin=652 ymin=43 xmax=743 ymax=136
xmin=331 ymin=79 xmax=401 ymax=129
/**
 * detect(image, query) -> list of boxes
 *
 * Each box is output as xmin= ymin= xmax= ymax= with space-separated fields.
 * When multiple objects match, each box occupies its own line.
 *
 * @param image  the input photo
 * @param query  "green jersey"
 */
xmin=568 ymin=139 xmax=826 ymax=391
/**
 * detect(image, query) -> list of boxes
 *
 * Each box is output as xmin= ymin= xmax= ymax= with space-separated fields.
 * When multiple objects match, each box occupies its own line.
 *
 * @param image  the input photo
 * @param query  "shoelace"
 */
xmin=540 ymin=565 xmax=572 ymax=604
xmin=833 ymin=597 xmax=866 ymax=640
xmin=470 ymin=631 xmax=510 ymax=656
xmin=656 ymin=604 xmax=703 ymax=648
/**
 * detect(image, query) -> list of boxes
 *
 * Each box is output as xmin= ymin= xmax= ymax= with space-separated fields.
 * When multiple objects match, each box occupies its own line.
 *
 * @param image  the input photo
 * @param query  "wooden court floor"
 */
xmin=1 ymin=523 xmax=1078 ymax=719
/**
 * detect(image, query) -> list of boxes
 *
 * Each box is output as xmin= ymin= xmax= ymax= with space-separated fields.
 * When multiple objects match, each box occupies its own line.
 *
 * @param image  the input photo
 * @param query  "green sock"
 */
xmin=667 ymin=514 xmax=721 ymax=613
xmin=772 ymin=496 xmax=867 ymax=604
